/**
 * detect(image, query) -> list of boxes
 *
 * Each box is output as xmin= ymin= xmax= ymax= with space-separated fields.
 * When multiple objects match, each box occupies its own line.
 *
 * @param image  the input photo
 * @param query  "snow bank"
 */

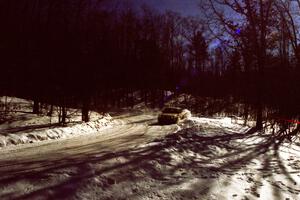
xmin=128 ymin=116 xmax=300 ymax=199
xmin=0 ymin=96 xmax=117 ymax=148
xmin=0 ymin=115 xmax=113 ymax=148
xmin=180 ymin=116 xmax=251 ymax=134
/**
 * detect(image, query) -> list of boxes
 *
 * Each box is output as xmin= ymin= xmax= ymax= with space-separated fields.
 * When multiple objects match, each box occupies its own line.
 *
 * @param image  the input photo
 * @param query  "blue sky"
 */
xmin=102 ymin=0 xmax=202 ymax=16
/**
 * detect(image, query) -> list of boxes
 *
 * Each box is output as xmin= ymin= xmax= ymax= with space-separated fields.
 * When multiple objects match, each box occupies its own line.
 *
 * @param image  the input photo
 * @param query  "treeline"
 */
xmin=0 ymin=0 xmax=300 ymax=129
xmin=200 ymin=0 xmax=300 ymax=129
xmin=0 ymin=1 xmax=208 ymax=123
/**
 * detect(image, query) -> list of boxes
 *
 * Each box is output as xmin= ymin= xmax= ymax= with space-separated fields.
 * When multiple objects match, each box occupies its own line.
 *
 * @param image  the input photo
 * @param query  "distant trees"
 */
xmin=1 ymin=0 xmax=300 ymax=128
xmin=202 ymin=0 xmax=278 ymax=129
xmin=275 ymin=0 xmax=300 ymax=68
xmin=188 ymin=31 xmax=208 ymax=73
xmin=0 ymin=1 xmax=188 ymax=121
xmin=196 ymin=0 xmax=300 ymax=129
xmin=272 ymin=0 xmax=300 ymax=118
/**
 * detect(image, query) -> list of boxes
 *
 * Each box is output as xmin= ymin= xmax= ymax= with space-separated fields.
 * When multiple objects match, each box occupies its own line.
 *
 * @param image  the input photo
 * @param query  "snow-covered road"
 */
xmin=0 ymin=112 xmax=300 ymax=200
xmin=0 ymin=112 xmax=180 ymax=200
xmin=0 ymin=112 xmax=178 ymax=168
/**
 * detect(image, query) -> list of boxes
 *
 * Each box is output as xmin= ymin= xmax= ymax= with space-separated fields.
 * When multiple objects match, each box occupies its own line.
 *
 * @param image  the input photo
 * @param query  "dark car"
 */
xmin=158 ymin=107 xmax=191 ymax=125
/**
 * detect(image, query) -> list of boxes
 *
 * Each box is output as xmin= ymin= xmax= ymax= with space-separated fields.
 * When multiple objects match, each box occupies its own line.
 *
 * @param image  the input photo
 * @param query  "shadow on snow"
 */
xmin=0 ymin=125 xmax=299 ymax=200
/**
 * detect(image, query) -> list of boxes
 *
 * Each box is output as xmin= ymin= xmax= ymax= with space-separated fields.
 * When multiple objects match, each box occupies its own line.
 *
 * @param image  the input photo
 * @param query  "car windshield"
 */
xmin=162 ymin=107 xmax=182 ymax=114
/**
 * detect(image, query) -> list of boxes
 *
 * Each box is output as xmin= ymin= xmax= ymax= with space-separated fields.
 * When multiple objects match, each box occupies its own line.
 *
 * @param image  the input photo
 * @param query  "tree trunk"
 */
xmin=61 ymin=105 xmax=66 ymax=124
xmin=243 ymin=104 xmax=249 ymax=126
xmin=47 ymin=104 xmax=53 ymax=116
xmin=143 ymin=90 xmax=148 ymax=105
xmin=33 ymin=99 xmax=39 ymax=114
xmin=151 ymin=90 xmax=156 ymax=108
xmin=4 ymin=96 xmax=8 ymax=114
xmin=256 ymin=102 xmax=263 ymax=130
xmin=160 ymin=90 xmax=165 ymax=108
xmin=82 ymin=96 xmax=90 ymax=122
xmin=59 ymin=96 xmax=66 ymax=124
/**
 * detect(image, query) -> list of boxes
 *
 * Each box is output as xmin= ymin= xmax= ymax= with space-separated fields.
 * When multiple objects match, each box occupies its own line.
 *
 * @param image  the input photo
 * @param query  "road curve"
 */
xmin=0 ymin=113 xmax=179 ymax=177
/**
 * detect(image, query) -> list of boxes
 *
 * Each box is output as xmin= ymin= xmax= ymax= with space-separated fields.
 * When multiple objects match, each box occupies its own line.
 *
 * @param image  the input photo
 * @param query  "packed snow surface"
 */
xmin=0 ymin=99 xmax=300 ymax=200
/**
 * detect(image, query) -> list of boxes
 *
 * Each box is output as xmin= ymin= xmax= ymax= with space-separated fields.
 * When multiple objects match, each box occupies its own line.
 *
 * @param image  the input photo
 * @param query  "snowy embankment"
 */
xmin=125 ymin=117 xmax=300 ymax=200
xmin=0 ymin=114 xmax=113 ymax=148
xmin=0 ymin=96 xmax=114 ymax=148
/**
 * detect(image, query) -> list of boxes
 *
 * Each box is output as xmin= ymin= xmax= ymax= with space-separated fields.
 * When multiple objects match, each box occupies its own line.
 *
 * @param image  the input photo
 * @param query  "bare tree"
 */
xmin=202 ymin=0 xmax=276 ymax=129
xmin=275 ymin=0 xmax=300 ymax=68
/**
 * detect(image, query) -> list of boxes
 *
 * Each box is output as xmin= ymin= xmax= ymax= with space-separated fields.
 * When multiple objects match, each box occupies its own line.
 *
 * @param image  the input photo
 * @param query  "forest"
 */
xmin=2 ymin=1 xmax=300 ymax=199
xmin=0 ymin=0 xmax=300 ymax=132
